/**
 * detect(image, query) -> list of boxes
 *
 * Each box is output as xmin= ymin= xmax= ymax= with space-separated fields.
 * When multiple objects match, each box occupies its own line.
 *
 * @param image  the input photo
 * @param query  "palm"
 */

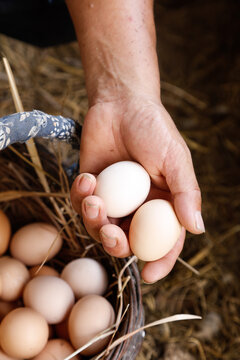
xmin=80 ymin=99 xmax=186 ymax=190
xmin=71 ymin=98 xmax=202 ymax=283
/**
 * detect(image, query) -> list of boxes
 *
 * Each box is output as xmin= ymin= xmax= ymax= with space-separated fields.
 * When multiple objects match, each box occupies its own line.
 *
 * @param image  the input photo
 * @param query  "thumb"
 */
xmin=163 ymin=144 xmax=205 ymax=234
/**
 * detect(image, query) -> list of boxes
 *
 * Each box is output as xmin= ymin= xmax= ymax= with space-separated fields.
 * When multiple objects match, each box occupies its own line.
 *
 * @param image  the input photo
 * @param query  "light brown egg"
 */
xmin=61 ymin=258 xmax=108 ymax=299
xmin=0 ymin=348 xmax=20 ymax=360
xmin=129 ymin=199 xmax=182 ymax=261
xmin=0 ymin=210 xmax=11 ymax=256
xmin=0 ymin=307 xmax=49 ymax=359
xmin=68 ymin=295 xmax=115 ymax=356
xmin=10 ymin=223 xmax=62 ymax=266
xmin=0 ymin=300 xmax=17 ymax=321
xmin=29 ymin=265 xmax=59 ymax=278
xmin=32 ymin=339 xmax=80 ymax=360
xmin=0 ymin=256 xmax=30 ymax=301
xmin=23 ymin=276 xmax=75 ymax=324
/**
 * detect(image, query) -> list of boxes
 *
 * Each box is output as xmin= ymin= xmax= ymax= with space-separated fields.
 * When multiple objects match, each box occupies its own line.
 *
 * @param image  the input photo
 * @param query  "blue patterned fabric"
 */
xmin=0 ymin=110 xmax=80 ymax=150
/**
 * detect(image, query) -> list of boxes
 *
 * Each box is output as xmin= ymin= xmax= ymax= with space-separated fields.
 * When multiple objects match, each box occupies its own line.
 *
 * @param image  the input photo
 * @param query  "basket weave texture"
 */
xmin=0 ymin=141 xmax=144 ymax=360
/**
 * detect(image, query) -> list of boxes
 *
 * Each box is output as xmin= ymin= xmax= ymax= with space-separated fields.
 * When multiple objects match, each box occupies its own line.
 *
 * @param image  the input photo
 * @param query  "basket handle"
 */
xmin=0 ymin=110 xmax=81 ymax=151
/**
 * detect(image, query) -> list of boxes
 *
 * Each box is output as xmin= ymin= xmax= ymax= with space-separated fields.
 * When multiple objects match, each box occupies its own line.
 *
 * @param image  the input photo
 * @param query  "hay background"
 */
xmin=0 ymin=0 xmax=240 ymax=359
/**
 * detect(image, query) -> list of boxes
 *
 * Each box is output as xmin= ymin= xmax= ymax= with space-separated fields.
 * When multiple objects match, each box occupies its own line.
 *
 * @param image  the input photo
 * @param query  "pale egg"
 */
xmin=10 ymin=223 xmax=62 ymax=266
xmin=23 ymin=275 xmax=75 ymax=324
xmin=0 ymin=256 xmax=30 ymax=301
xmin=0 ymin=348 xmax=20 ymax=360
xmin=0 ymin=210 xmax=11 ymax=256
xmin=61 ymin=258 xmax=108 ymax=299
xmin=94 ymin=161 xmax=150 ymax=218
xmin=68 ymin=295 xmax=115 ymax=356
xmin=32 ymin=339 xmax=80 ymax=360
xmin=29 ymin=265 xmax=59 ymax=278
xmin=0 ymin=307 xmax=49 ymax=359
xmin=129 ymin=199 xmax=182 ymax=261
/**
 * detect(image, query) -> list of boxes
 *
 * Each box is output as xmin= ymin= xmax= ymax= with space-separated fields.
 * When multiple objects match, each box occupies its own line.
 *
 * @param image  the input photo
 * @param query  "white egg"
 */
xmin=129 ymin=199 xmax=182 ymax=261
xmin=94 ymin=161 xmax=150 ymax=218
xmin=61 ymin=258 xmax=108 ymax=299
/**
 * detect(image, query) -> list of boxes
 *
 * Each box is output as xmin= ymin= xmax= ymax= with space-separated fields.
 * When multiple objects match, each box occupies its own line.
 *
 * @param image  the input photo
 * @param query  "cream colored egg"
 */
xmin=23 ymin=276 xmax=75 ymax=324
xmin=32 ymin=339 xmax=79 ymax=360
xmin=94 ymin=161 xmax=150 ymax=218
xmin=0 ymin=256 xmax=30 ymax=301
xmin=61 ymin=258 xmax=108 ymax=299
xmin=10 ymin=223 xmax=62 ymax=266
xmin=68 ymin=295 xmax=115 ymax=356
xmin=29 ymin=265 xmax=59 ymax=278
xmin=0 ymin=307 xmax=49 ymax=359
xmin=0 ymin=348 xmax=20 ymax=360
xmin=129 ymin=199 xmax=182 ymax=261
xmin=0 ymin=211 xmax=11 ymax=256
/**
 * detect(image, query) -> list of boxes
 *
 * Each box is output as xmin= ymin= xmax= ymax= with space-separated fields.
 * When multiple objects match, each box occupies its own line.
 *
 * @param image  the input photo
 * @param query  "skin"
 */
xmin=66 ymin=0 xmax=205 ymax=283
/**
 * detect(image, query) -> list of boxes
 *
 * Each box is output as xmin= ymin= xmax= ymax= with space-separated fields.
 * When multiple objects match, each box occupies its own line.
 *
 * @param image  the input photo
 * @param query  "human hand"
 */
xmin=70 ymin=97 xmax=204 ymax=283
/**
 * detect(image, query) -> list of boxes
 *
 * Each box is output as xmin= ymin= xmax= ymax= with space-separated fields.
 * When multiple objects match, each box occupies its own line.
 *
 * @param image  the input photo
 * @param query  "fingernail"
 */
xmin=195 ymin=211 xmax=205 ymax=233
xmin=84 ymin=202 xmax=99 ymax=219
xmin=100 ymin=231 xmax=117 ymax=248
xmin=78 ymin=174 xmax=93 ymax=193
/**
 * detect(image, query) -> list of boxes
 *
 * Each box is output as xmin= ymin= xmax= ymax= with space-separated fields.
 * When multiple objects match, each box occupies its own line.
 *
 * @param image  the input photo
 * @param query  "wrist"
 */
xmin=66 ymin=0 xmax=161 ymax=106
xmin=84 ymin=42 xmax=161 ymax=106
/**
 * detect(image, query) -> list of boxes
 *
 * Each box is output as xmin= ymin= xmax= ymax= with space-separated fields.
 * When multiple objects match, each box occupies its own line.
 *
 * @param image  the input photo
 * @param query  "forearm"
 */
xmin=66 ymin=0 xmax=160 ymax=105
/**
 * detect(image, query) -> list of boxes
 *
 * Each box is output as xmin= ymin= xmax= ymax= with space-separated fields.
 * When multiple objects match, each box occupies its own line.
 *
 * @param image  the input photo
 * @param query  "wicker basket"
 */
xmin=0 ymin=113 xmax=144 ymax=359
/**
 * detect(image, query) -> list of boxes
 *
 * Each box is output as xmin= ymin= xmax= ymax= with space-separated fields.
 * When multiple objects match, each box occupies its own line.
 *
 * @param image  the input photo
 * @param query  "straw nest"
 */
xmin=0 ymin=9 xmax=240 ymax=357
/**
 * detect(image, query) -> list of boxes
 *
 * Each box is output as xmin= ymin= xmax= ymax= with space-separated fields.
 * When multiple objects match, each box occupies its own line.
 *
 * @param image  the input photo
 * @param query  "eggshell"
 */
xmin=68 ymin=295 xmax=115 ymax=356
xmin=0 ymin=210 xmax=11 ymax=256
xmin=94 ymin=161 xmax=150 ymax=218
xmin=0 ymin=307 xmax=49 ymax=359
xmin=10 ymin=223 xmax=62 ymax=266
xmin=129 ymin=199 xmax=182 ymax=261
xmin=0 ymin=300 xmax=17 ymax=321
xmin=32 ymin=339 xmax=80 ymax=360
xmin=29 ymin=265 xmax=59 ymax=278
xmin=0 ymin=348 xmax=20 ymax=360
xmin=23 ymin=275 xmax=75 ymax=324
xmin=61 ymin=258 xmax=108 ymax=299
xmin=0 ymin=256 xmax=30 ymax=301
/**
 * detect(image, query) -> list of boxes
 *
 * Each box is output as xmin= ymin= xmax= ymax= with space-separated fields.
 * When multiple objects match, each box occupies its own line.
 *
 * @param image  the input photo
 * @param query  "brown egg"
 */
xmin=32 ymin=339 xmax=80 ymax=360
xmin=68 ymin=295 xmax=115 ymax=356
xmin=23 ymin=276 xmax=75 ymax=324
xmin=0 ymin=300 xmax=17 ymax=321
xmin=0 ymin=348 xmax=20 ymax=360
xmin=0 ymin=211 xmax=11 ymax=256
xmin=61 ymin=258 xmax=108 ymax=299
xmin=29 ymin=265 xmax=59 ymax=278
xmin=0 ymin=307 xmax=49 ymax=359
xmin=10 ymin=223 xmax=62 ymax=266
xmin=0 ymin=256 xmax=30 ymax=301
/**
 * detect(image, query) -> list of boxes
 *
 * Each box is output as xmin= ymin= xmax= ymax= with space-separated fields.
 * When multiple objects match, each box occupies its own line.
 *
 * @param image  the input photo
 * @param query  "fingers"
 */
xmin=141 ymin=227 xmax=185 ymax=283
xmin=163 ymin=143 xmax=205 ymax=234
xmin=81 ymin=195 xmax=110 ymax=242
xmin=100 ymin=224 xmax=132 ymax=258
xmin=70 ymin=173 xmax=96 ymax=214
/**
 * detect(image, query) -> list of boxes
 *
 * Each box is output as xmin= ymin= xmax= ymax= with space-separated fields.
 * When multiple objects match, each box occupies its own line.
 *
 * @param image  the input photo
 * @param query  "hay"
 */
xmin=0 ymin=6 xmax=240 ymax=357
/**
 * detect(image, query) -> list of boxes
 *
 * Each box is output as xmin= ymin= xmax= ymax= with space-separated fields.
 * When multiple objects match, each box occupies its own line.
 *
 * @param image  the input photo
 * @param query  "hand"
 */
xmin=70 ymin=97 xmax=204 ymax=283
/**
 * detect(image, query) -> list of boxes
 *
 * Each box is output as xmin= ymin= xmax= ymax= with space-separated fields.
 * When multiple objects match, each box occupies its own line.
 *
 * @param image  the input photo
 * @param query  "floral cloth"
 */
xmin=0 ymin=110 xmax=80 ymax=151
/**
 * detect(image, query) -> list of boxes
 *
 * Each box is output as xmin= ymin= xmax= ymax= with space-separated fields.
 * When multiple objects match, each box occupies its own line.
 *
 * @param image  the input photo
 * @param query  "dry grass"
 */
xmin=0 ymin=26 xmax=240 ymax=360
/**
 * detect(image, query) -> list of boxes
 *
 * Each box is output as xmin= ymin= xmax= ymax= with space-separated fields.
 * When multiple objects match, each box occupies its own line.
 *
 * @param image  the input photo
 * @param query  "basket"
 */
xmin=0 ymin=111 xmax=145 ymax=359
